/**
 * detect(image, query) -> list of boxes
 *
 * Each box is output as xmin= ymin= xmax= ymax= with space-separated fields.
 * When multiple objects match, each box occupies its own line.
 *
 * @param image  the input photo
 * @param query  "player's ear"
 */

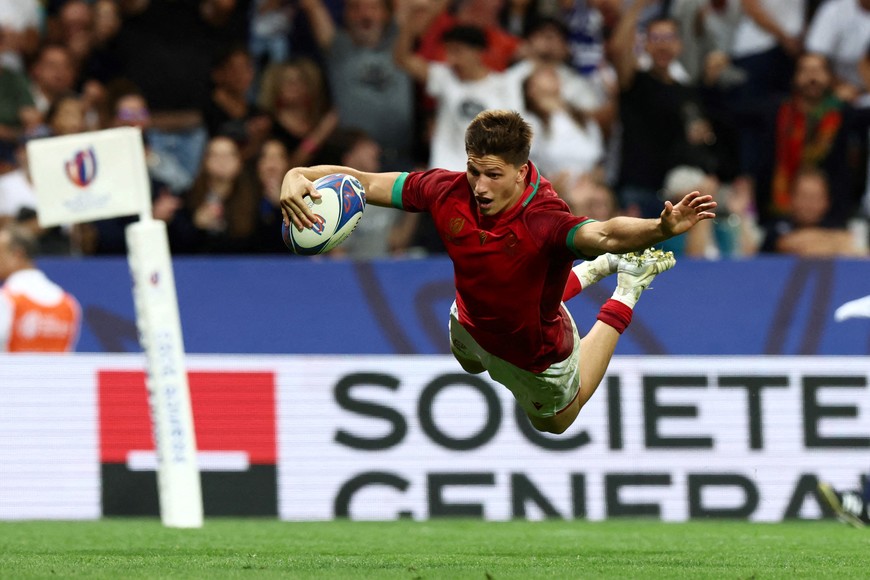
xmin=516 ymin=163 xmax=529 ymax=184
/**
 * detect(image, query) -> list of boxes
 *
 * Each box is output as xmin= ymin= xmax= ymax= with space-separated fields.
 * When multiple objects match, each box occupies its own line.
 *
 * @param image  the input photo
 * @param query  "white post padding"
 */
xmin=126 ymin=220 xmax=203 ymax=528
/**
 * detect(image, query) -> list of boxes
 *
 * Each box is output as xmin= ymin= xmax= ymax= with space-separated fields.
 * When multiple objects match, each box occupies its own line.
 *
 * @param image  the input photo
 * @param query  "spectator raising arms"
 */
xmin=299 ymin=0 xmax=417 ymax=170
xmin=394 ymin=2 xmax=523 ymax=171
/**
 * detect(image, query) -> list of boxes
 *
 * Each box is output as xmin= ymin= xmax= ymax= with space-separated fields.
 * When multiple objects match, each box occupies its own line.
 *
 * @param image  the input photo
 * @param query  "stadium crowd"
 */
xmin=0 ymin=0 xmax=869 ymax=259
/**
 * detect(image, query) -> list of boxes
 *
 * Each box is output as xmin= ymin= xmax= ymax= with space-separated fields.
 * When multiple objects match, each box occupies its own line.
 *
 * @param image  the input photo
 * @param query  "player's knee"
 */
xmin=528 ymin=415 xmax=569 ymax=434
xmin=452 ymin=349 xmax=485 ymax=374
xmin=459 ymin=360 xmax=485 ymax=374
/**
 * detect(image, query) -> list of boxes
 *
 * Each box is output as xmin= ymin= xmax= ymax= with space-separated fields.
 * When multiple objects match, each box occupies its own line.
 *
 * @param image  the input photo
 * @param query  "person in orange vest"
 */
xmin=0 ymin=223 xmax=81 ymax=352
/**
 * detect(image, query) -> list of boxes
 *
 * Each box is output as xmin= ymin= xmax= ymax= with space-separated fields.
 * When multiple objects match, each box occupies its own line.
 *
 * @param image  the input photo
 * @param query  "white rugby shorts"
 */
xmin=448 ymin=301 xmax=581 ymax=418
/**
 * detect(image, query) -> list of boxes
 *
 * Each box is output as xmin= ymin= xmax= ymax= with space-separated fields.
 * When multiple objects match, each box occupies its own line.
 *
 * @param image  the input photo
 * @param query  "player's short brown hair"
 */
xmin=465 ymin=110 xmax=532 ymax=168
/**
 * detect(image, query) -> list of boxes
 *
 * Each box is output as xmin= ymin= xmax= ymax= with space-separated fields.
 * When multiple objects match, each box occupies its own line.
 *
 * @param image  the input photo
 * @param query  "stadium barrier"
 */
xmin=39 ymin=255 xmax=870 ymax=356
xmin=2 ymin=353 xmax=867 ymax=522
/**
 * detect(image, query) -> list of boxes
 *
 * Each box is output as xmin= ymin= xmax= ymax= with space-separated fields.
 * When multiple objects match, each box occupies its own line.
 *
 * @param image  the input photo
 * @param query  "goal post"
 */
xmin=27 ymin=127 xmax=203 ymax=528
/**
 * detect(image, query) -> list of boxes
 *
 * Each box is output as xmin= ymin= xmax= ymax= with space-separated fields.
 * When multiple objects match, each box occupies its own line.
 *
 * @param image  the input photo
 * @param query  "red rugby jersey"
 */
xmin=391 ymin=162 xmax=594 ymax=373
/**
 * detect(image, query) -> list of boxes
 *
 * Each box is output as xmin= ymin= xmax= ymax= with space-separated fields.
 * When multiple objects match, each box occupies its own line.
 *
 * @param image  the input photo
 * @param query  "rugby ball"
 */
xmin=282 ymin=173 xmax=366 ymax=255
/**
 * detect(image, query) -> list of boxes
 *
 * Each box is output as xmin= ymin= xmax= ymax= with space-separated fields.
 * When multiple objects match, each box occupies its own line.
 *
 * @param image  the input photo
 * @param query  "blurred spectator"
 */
xmin=558 ymin=0 xmax=620 ymax=79
xmin=203 ymin=44 xmax=273 ymax=162
xmin=46 ymin=0 xmax=94 ymax=71
xmin=248 ymin=0 xmax=296 ymax=89
xmin=77 ymin=82 xmax=187 ymax=255
xmin=257 ymin=57 xmax=340 ymax=168
xmin=394 ymin=15 xmax=523 ymax=170
xmin=0 ymin=142 xmax=37 ymax=225
xmin=856 ymin=42 xmax=870 ymax=219
xmin=506 ymin=16 xmax=616 ymax=134
xmin=299 ymin=0 xmax=417 ymax=170
xmin=523 ymin=64 xmax=605 ymax=191
xmin=250 ymin=137 xmax=293 ymax=253
xmin=610 ymin=0 xmax=717 ymax=217
xmin=668 ymin=0 xmax=743 ymax=85
xmin=730 ymin=0 xmax=805 ymax=100
xmin=761 ymin=167 xmax=869 ymax=257
xmin=316 ymin=127 xmax=399 ymax=259
xmin=43 ymin=93 xmax=88 ymax=137
xmin=499 ymin=0 xmax=543 ymax=37
xmin=805 ymin=0 xmax=870 ymax=104
xmin=0 ymin=63 xmax=36 ymax=172
xmin=416 ymin=0 xmax=522 ymax=72
xmin=723 ymin=52 xmax=861 ymax=226
xmin=27 ymin=44 xmax=78 ymax=118
xmin=659 ymin=165 xmax=760 ymax=258
xmin=82 ymin=0 xmax=125 ymax=85
xmin=173 ymin=135 xmax=261 ymax=253
xmin=14 ymin=207 xmax=73 ymax=255
xmin=114 ymin=0 xmax=243 ymax=182
xmin=0 ymin=0 xmax=41 ymax=73
xmin=107 ymin=80 xmax=193 ymax=195
xmin=562 ymin=171 xmax=621 ymax=220
xmin=728 ymin=0 xmax=806 ymax=181
xmin=0 ymin=222 xmax=81 ymax=352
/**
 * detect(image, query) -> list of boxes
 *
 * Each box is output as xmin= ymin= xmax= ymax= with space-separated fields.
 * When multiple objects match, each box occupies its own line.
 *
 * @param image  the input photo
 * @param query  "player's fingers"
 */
xmin=680 ymin=191 xmax=701 ymax=206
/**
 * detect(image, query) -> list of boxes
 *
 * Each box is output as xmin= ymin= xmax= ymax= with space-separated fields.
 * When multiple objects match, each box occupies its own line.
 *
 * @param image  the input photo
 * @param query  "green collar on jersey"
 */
xmin=521 ymin=162 xmax=541 ymax=207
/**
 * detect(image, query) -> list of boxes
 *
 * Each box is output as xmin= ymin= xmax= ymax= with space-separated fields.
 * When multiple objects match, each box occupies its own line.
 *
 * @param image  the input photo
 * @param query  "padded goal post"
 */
xmin=27 ymin=127 xmax=203 ymax=528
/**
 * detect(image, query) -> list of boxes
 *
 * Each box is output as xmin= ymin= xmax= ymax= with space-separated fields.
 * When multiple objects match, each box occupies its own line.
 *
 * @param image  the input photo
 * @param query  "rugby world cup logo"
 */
xmin=310 ymin=214 xmax=326 ymax=235
xmin=65 ymin=147 xmax=98 ymax=187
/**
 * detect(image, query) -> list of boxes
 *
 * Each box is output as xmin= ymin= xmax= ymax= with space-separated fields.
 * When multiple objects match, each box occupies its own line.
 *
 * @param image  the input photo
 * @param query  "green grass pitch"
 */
xmin=1 ymin=519 xmax=869 ymax=579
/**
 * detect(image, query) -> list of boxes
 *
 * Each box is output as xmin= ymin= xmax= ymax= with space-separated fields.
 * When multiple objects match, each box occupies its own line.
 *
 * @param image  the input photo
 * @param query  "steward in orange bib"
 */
xmin=0 ymin=224 xmax=81 ymax=352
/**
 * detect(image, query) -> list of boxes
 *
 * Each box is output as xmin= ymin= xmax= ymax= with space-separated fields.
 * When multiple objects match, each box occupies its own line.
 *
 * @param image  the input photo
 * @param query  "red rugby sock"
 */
xmin=562 ymin=270 xmax=582 ymax=301
xmin=597 ymin=299 xmax=633 ymax=334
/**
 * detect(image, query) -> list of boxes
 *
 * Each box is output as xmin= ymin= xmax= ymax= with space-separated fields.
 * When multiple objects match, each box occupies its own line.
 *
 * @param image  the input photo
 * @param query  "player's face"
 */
xmin=466 ymin=155 xmax=528 ymax=216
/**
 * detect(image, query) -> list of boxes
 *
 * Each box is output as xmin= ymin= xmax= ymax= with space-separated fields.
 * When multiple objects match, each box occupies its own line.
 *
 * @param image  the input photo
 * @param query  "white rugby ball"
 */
xmin=282 ymin=173 xmax=366 ymax=255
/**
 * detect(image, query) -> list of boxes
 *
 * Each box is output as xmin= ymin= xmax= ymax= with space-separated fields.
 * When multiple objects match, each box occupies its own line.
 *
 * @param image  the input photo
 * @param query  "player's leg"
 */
xmin=451 ymin=343 xmax=485 ymax=374
xmin=570 ymin=249 xmax=676 ymax=418
xmin=448 ymin=302 xmax=486 ymax=374
xmin=562 ymin=253 xmax=619 ymax=302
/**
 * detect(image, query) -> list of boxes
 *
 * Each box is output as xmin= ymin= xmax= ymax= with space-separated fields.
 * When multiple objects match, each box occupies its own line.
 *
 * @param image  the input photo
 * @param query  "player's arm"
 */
xmin=280 ymin=166 xmax=402 ymax=230
xmin=572 ymin=191 xmax=717 ymax=256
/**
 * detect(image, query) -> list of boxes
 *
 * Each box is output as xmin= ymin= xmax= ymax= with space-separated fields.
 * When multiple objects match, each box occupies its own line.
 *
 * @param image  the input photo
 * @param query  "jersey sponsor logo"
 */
xmin=65 ymin=147 xmax=98 ymax=188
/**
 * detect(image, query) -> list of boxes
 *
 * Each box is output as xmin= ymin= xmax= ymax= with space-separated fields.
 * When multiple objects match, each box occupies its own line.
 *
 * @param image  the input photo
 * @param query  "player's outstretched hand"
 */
xmin=280 ymin=169 xmax=321 ymax=231
xmin=660 ymin=190 xmax=717 ymax=237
